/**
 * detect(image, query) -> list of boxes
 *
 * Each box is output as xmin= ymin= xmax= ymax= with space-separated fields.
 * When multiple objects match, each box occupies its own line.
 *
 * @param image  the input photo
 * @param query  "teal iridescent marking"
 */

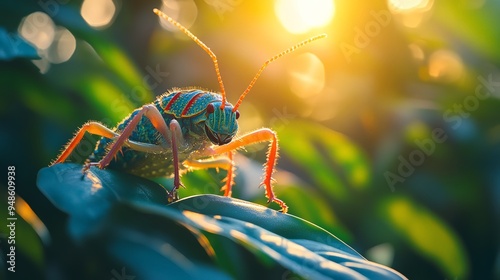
xmin=162 ymin=89 xmax=221 ymax=118
xmin=205 ymin=101 xmax=238 ymax=140
xmin=183 ymin=92 xmax=221 ymax=116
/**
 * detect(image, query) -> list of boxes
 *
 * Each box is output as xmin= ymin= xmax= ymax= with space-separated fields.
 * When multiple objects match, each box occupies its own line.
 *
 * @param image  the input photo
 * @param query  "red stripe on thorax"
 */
xmin=181 ymin=92 xmax=203 ymax=116
xmin=164 ymin=92 xmax=183 ymax=111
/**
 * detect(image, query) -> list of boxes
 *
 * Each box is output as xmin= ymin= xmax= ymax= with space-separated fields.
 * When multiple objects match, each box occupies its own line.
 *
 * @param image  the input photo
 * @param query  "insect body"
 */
xmin=92 ymin=89 xmax=237 ymax=178
xmin=52 ymin=8 xmax=326 ymax=213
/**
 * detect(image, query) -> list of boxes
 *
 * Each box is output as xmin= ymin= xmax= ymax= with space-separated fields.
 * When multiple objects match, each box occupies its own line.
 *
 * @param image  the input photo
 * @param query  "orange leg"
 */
xmin=52 ymin=122 xmax=118 ymax=164
xmin=55 ymin=104 xmax=185 ymax=201
xmin=209 ymin=128 xmax=288 ymax=213
xmin=96 ymin=105 xmax=173 ymax=168
xmin=183 ymin=153 xmax=234 ymax=196
xmin=168 ymin=119 xmax=185 ymax=201
xmin=221 ymin=151 xmax=235 ymax=197
xmin=91 ymin=105 xmax=186 ymax=200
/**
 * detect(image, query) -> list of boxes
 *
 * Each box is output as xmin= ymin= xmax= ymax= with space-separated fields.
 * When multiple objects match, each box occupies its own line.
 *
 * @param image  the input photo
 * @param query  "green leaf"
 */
xmin=37 ymin=163 xmax=407 ymax=279
xmin=37 ymin=163 xmax=169 ymax=213
xmin=169 ymin=194 xmax=361 ymax=258
xmin=277 ymin=121 xmax=371 ymax=201
xmin=379 ymin=196 xmax=469 ymax=279
xmin=0 ymin=28 xmax=39 ymax=60
xmin=37 ymin=163 xmax=168 ymax=238
xmin=88 ymin=202 xmax=232 ymax=280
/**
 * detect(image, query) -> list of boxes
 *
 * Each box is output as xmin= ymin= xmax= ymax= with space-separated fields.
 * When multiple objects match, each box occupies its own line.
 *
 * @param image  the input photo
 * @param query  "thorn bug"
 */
xmin=52 ymin=8 xmax=326 ymax=213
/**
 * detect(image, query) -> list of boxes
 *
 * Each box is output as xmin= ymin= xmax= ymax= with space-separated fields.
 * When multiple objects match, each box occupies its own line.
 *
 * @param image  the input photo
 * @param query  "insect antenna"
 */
xmin=232 ymin=34 xmax=327 ymax=112
xmin=153 ymin=8 xmax=227 ymax=109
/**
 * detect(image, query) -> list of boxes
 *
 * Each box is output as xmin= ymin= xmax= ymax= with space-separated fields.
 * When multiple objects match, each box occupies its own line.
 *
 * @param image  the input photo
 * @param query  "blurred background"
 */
xmin=1 ymin=0 xmax=499 ymax=279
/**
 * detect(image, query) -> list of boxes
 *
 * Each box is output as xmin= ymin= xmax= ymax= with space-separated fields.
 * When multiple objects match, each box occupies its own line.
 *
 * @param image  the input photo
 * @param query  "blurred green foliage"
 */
xmin=1 ymin=0 xmax=499 ymax=279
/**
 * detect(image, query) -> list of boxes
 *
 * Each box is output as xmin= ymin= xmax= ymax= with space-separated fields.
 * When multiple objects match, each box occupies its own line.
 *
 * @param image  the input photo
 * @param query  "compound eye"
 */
xmin=235 ymin=110 xmax=240 ymax=119
xmin=206 ymin=103 xmax=215 ymax=114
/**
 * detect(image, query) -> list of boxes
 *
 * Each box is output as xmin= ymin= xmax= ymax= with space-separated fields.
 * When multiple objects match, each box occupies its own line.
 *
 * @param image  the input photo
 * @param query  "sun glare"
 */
xmin=18 ymin=12 xmax=76 ymax=73
xmin=158 ymin=0 xmax=198 ymax=32
xmin=275 ymin=0 xmax=334 ymax=34
xmin=287 ymin=52 xmax=325 ymax=99
xmin=388 ymin=0 xmax=433 ymax=13
xmin=428 ymin=49 xmax=464 ymax=82
xmin=387 ymin=0 xmax=434 ymax=27
xmin=81 ymin=0 xmax=117 ymax=29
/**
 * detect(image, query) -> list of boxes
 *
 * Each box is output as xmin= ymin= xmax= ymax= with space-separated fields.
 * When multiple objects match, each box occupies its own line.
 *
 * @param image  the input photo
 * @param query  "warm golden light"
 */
xmin=81 ymin=0 xmax=117 ymax=29
xmin=388 ymin=0 xmax=433 ymax=13
xmin=388 ymin=0 xmax=434 ymax=28
xmin=428 ymin=49 xmax=464 ymax=82
xmin=158 ymin=0 xmax=198 ymax=32
xmin=182 ymin=211 xmax=223 ymax=233
xmin=85 ymin=170 xmax=103 ymax=194
xmin=288 ymin=52 xmax=325 ymax=99
xmin=229 ymin=229 xmax=249 ymax=242
xmin=408 ymin=43 xmax=425 ymax=61
xmin=260 ymin=232 xmax=284 ymax=246
xmin=16 ymin=197 xmax=50 ymax=244
xmin=236 ymin=103 xmax=264 ymax=134
xmin=275 ymin=0 xmax=334 ymax=34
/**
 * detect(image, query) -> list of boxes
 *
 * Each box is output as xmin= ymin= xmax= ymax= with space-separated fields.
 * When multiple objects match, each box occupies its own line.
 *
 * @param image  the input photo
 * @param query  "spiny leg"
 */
xmin=222 ymin=151 xmax=235 ymax=197
xmin=209 ymin=128 xmax=288 ymax=213
xmin=52 ymin=121 xmax=166 ymax=164
xmin=183 ymin=157 xmax=232 ymax=170
xmin=168 ymin=119 xmax=184 ymax=202
xmin=85 ymin=104 xmax=186 ymax=201
xmin=52 ymin=122 xmax=118 ymax=165
xmin=95 ymin=105 xmax=173 ymax=168
xmin=184 ymin=152 xmax=235 ymax=197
